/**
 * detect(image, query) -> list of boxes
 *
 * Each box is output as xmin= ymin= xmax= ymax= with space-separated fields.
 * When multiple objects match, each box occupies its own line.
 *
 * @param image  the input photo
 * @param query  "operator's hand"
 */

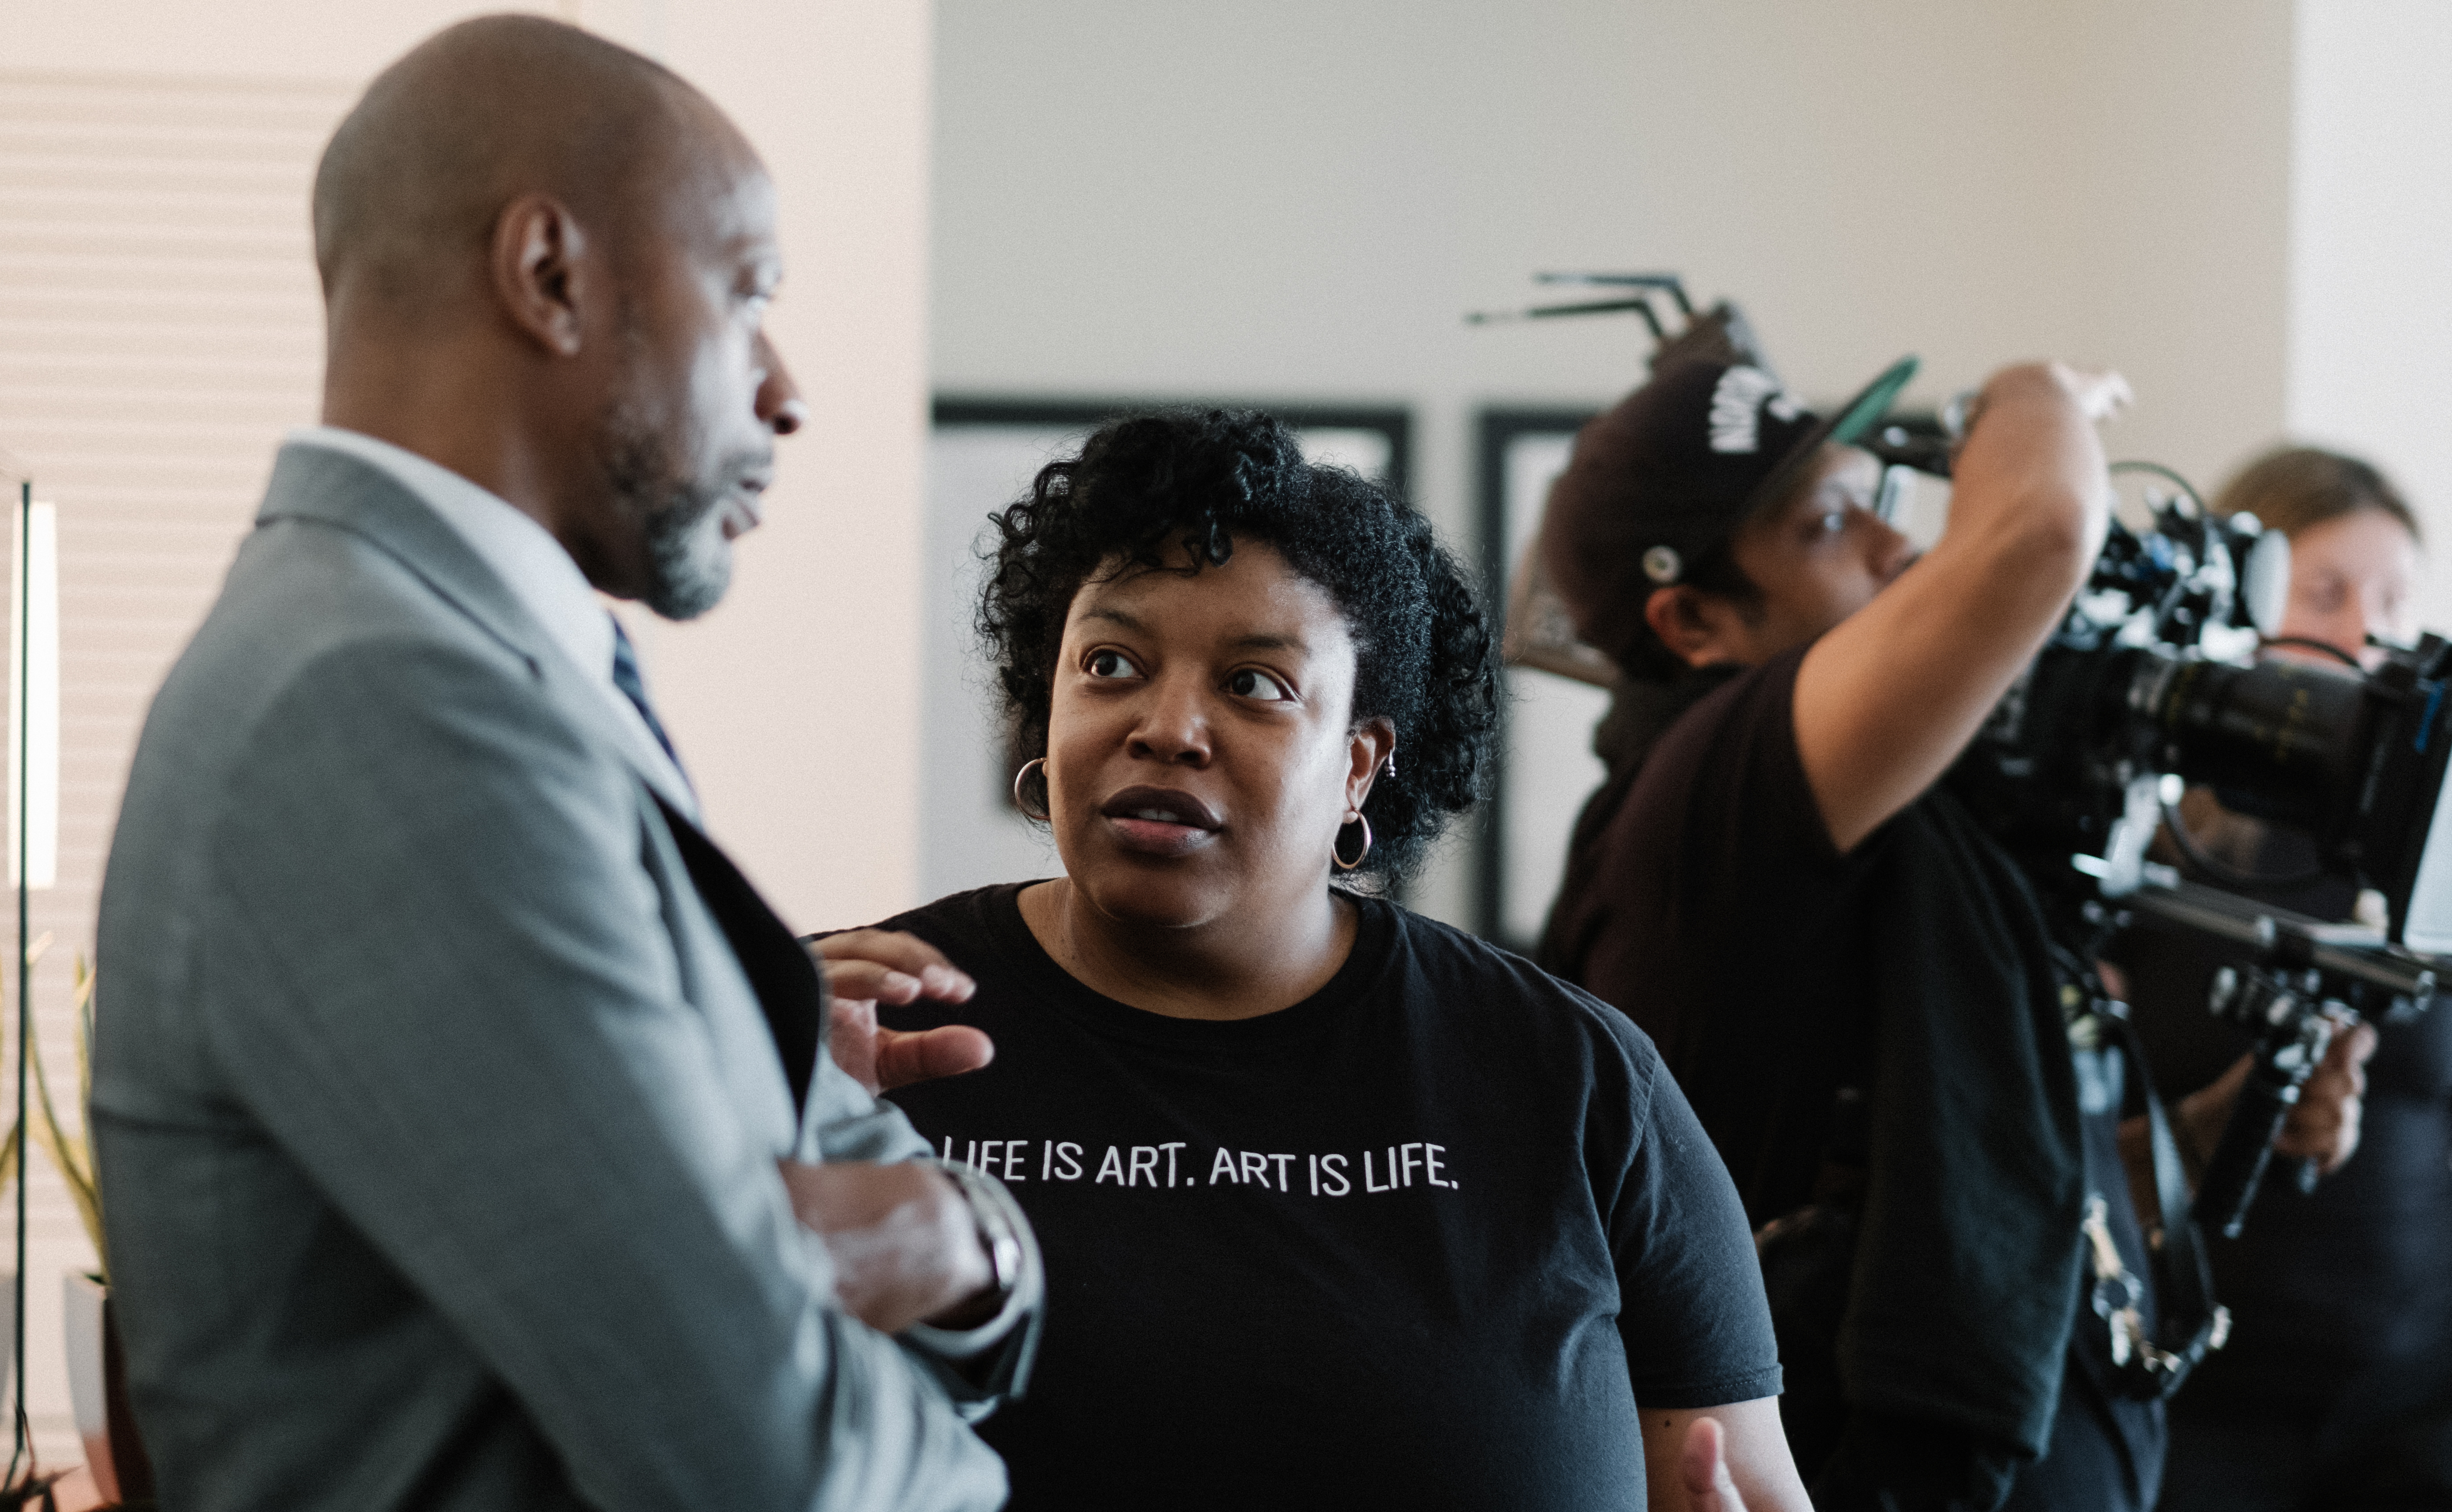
xmin=777 ymin=1158 xmax=994 ymax=1334
xmin=1680 ymin=1418 xmax=1750 ymax=1512
xmin=2276 ymin=1011 xmax=2378 ymax=1174
xmin=2176 ymin=1011 xmax=2378 ymax=1177
xmin=1965 ymin=361 xmax=2131 ymax=436
xmin=811 ymin=929 xmax=991 ymax=1095
xmin=2051 ymin=362 xmax=2134 ymax=424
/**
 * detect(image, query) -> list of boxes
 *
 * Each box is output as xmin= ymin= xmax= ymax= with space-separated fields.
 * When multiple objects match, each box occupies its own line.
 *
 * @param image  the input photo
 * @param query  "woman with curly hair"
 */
xmin=813 ymin=409 xmax=1807 ymax=1512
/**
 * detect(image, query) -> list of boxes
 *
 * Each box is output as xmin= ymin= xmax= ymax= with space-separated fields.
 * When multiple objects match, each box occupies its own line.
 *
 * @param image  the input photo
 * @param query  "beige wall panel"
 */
xmin=0 ymin=69 xmax=353 ymax=1463
xmin=0 ymin=0 xmax=936 ymax=1470
xmin=644 ymin=0 xmax=936 ymax=933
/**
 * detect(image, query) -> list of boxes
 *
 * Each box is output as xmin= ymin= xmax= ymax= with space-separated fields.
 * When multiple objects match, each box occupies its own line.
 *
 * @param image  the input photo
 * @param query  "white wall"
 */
xmin=643 ymin=0 xmax=936 ymax=933
xmin=2288 ymin=0 xmax=2452 ymax=633
xmin=0 ymin=0 xmax=935 ymax=937
xmin=930 ymin=0 xmax=2299 ymax=925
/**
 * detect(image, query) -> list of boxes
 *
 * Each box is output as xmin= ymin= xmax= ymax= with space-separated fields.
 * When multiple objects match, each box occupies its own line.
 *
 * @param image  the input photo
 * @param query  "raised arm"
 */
xmin=1795 ymin=363 xmax=2127 ymax=851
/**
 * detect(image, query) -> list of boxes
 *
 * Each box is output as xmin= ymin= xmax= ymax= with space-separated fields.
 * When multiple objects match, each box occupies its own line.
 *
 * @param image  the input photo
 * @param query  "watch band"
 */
xmin=928 ymin=1158 xmax=1027 ymax=1302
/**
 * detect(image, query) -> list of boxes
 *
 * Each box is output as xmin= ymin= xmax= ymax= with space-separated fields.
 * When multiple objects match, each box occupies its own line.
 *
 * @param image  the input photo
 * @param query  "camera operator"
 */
xmin=2109 ymin=446 xmax=2450 ymax=1512
xmin=1535 ymin=358 xmax=2370 ymax=1511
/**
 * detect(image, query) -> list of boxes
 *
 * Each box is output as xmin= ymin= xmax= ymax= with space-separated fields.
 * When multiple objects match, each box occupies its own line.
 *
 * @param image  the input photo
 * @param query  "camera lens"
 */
xmin=2148 ymin=657 xmax=2367 ymax=828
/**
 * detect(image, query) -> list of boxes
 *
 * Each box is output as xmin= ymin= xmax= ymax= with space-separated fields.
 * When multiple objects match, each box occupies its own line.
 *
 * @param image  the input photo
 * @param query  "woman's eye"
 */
xmin=2302 ymin=579 xmax=2348 ymax=613
xmin=1228 ymin=667 xmax=1294 ymax=702
xmin=1085 ymin=649 xmax=1138 ymax=680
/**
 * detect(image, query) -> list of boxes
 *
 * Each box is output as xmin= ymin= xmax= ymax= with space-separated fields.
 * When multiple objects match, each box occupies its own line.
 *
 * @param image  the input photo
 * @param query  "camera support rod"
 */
xmin=2125 ymin=878 xmax=2437 ymax=1238
xmin=2125 ymin=881 xmax=2438 ymax=1002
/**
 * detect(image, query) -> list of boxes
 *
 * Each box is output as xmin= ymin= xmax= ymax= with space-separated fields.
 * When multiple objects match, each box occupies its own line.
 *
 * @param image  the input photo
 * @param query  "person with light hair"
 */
xmin=2116 ymin=444 xmax=2450 ymax=1512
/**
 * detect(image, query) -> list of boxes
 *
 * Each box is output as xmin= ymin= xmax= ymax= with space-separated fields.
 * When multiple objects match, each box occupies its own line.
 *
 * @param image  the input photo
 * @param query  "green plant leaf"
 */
xmin=21 ymin=954 xmax=104 ymax=1278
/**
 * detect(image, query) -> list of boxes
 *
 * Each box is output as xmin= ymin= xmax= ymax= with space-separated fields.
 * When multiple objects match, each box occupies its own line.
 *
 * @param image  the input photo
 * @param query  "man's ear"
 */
xmin=490 ymin=192 xmax=592 ymax=358
xmin=1644 ymin=585 xmax=1737 ymax=670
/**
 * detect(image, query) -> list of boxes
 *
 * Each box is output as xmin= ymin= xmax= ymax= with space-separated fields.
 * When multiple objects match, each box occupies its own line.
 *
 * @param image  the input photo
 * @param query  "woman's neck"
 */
xmin=1017 ymin=877 xmax=1357 ymax=1021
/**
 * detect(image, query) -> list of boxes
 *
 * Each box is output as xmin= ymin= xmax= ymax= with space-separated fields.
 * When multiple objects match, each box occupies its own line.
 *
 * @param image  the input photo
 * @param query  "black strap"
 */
xmin=2094 ymin=1006 xmax=2228 ymax=1399
xmin=652 ymin=794 xmax=823 ymax=1118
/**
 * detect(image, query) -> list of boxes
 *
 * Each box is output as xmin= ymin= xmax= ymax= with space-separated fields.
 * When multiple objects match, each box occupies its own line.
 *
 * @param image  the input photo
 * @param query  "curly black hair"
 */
xmin=978 ymin=408 xmax=1500 ymax=888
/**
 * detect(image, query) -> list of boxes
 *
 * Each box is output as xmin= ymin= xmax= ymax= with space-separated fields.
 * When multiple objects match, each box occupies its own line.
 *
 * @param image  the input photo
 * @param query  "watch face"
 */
xmin=941 ymin=1158 xmax=1027 ymax=1298
xmin=988 ymin=1229 xmax=1024 ymax=1294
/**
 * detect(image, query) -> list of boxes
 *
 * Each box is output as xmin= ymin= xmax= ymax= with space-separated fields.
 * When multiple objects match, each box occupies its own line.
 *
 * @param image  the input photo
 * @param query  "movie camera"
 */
xmin=1476 ymin=273 xmax=2450 ymax=1236
xmin=1939 ymin=455 xmax=2449 ymax=1235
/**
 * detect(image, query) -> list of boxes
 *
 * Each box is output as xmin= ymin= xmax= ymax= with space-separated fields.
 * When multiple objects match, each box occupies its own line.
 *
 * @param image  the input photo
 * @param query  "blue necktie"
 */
xmin=609 ymin=618 xmax=686 ymax=775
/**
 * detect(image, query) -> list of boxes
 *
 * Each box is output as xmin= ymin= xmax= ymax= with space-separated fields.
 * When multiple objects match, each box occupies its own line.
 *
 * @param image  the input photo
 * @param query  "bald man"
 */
xmin=93 ymin=17 xmax=1037 ymax=1512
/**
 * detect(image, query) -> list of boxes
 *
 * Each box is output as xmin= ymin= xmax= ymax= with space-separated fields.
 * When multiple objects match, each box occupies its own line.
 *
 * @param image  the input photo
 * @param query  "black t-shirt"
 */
xmin=1541 ymin=649 xmax=1875 ymax=1222
xmin=1547 ymin=646 xmax=2162 ymax=1502
xmin=871 ymin=884 xmax=1782 ymax=1511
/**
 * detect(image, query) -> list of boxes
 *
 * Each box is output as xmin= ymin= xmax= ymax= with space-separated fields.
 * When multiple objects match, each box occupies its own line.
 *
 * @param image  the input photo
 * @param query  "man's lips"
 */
xmin=1097 ymin=785 xmax=1221 ymax=856
xmin=720 ymin=476 xmax=770 ymax=539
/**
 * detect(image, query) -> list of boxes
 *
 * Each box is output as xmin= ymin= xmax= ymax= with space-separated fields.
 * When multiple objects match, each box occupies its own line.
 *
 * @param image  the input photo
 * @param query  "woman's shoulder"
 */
xmin=1368 ymin=897 xmax=1666 ymax=1079
xmin=848 ymin=881 xmax=1044 ymax=972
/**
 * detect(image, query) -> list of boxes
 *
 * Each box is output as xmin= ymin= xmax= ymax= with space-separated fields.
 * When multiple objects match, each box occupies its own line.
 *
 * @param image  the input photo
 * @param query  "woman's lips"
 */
xmin=1104 ymin=814 xmax=1218 ymax=856
xmin=1099 ymin=786 xmax=1221 ymax=857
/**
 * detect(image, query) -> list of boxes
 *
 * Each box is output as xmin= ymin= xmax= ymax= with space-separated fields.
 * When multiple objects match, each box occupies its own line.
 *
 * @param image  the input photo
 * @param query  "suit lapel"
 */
xmin=256 ymin=444 xmax=699 ymax=820
xmin=260 ymin=446 xmax=814 ymax=1106
xmin=651 ymin=794 xmax=824 ymax=1118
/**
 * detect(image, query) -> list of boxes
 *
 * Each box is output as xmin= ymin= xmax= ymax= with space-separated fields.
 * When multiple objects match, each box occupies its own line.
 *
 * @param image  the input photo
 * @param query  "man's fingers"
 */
xmin=2335 ymin=1019 xmax=2381 ymax=1072
xmin=1679 ymin=1417 xmax=1746 ymax=1512
xmin=812 ymin=930 xmax=975 ymax=1003
xmin=873 ymin=1025 xmax=995 ymax=1093
xmin=2046 ymin=362 xmax=2132 ymax=422
xmin=777 ymin=1159 xmax=990 ymax=1334
xmin=2277 ymin=1018 xmax=2377 ymax=1173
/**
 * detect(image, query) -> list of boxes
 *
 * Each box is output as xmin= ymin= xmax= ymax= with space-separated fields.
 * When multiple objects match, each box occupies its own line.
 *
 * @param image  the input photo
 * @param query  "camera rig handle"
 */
xmin=2194 ymin=975 xmax=2335 ymax=1239
xmin=2124 ymin=880 xmax=2436 ymax=1237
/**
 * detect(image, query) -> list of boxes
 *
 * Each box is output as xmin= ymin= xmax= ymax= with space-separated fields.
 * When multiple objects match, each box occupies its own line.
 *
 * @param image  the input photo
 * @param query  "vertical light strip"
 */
xmin=10 ymin=476 xmax=27 ymax=1485
xmin=7 ymin=502 xmax=57 ymax=892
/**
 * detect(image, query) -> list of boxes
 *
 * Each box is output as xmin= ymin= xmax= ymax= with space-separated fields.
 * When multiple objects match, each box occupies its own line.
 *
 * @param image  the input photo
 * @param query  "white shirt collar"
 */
xmin=282 ymin=425 xmax=695 ymax=813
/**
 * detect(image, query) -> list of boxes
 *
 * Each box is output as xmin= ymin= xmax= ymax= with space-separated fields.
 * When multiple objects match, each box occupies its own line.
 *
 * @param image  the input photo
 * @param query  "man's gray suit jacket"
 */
xmin=94 ymin=446 xmax=1024 ymax=1512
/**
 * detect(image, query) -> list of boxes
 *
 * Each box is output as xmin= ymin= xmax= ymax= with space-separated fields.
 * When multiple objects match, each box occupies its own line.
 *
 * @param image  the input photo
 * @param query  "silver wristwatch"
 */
xmin=929 ymin=1158 xmax=1027 ymax=1303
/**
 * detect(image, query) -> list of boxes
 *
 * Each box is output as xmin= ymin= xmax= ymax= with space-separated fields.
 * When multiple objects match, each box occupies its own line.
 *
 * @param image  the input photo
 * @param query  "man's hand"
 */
xmin=2053 ymin=363 xmax=2135 ymax=425
xmin=2173 ymin=1011 xmax=2379 ymax=1176
xmin=2277 ymin=1011 xmax=2377 ymax=1173
xmin=778 ymin=1158 xmax=994 ymax=1334
xmin=811 ymin=929 xmax=992 ymax=1095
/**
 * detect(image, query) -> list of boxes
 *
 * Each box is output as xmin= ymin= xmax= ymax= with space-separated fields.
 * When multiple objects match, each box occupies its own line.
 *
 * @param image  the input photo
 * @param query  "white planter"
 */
xmin=0 ymin=1272 xmax=13 ymax=1405
xmin=63 ymin=1271 xmax=150 ymax=1503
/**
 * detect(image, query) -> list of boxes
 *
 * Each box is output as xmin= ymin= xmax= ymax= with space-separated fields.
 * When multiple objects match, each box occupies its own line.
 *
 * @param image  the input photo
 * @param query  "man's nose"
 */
xmin=755 ymin=332 xmax=807 ymax=437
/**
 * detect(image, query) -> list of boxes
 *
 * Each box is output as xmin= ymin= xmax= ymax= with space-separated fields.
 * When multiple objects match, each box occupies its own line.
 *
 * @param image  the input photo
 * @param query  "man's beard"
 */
xmin=596 ymin=402 xmax=749 ymax=622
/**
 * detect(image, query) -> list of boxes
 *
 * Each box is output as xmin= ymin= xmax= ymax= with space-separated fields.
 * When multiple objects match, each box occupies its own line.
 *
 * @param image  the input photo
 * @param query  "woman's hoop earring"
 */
xmin=1012 ymin=757 xmax=1051 ymax=822
xmin=1331 ymin=812 xmax=1373 ymax=872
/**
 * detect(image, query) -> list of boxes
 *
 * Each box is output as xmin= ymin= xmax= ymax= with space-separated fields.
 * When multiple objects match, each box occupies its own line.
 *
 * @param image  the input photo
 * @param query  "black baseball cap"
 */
xmin=1539 ymin=353 xmax=1918 ymax=666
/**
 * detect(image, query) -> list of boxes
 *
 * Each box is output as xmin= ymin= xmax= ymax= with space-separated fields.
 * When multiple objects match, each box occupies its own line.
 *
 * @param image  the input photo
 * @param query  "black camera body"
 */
xmin=1930 ymin=473 xmax=2450 ymax=1237
xmin=1946 ymin=485 xmax=2452 ymax=956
